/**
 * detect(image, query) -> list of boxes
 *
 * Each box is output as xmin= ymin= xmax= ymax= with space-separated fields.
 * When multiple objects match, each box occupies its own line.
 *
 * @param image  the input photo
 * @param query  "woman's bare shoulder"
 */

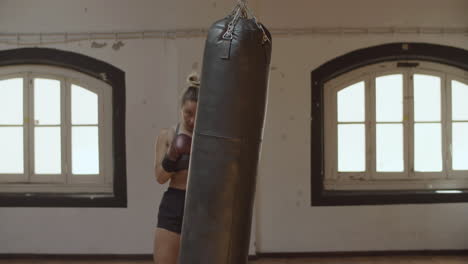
xmin=157 ymin=126 xmax=176 ymax=142
xmin=158 ymin=128 xmax=170 ymax=136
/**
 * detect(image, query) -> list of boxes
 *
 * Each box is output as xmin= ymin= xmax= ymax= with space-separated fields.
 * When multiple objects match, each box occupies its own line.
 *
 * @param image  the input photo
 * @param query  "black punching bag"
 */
xmin=179 ymin=5 xmax=272 ymax=264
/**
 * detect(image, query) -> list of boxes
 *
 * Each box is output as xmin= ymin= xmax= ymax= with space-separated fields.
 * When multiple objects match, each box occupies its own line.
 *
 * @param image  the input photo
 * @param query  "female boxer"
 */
xmin=153 ymin=74 xmax=199 ymax=264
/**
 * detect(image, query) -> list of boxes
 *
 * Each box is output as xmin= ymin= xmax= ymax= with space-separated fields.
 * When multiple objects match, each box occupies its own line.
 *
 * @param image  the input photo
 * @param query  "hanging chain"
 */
xmin=223 ymin=0 xmax=271 ymax=43
xmin=223 ymin=5 xmax=242 ymax=40
xmin=244 ymin=4 xmax=271 ymax=44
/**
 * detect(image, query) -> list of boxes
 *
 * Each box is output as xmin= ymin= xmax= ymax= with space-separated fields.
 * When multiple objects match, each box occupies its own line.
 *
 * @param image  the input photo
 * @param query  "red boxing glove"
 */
xmin=167 ymin=134 xmax=192 ymax=161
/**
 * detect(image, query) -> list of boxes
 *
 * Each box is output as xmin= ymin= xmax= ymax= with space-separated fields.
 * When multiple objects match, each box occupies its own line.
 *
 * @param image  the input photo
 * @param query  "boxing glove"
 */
xmin=162 ymin=134 xmax=192 ymax=172
xmin=167 ymin=134 xmax=192 ymax=161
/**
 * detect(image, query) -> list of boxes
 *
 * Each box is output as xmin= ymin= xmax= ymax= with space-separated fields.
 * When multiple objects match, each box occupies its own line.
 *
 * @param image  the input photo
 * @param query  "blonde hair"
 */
xmin=181 ymin=72 xmax=200 ymax=105
xmin=187 ymin=72 xmax=200 ymax=87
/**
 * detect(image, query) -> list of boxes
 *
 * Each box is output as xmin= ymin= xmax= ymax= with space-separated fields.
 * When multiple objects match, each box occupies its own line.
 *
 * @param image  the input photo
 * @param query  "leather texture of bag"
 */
xmin=179 ymin=13 xmax=272 ymax=264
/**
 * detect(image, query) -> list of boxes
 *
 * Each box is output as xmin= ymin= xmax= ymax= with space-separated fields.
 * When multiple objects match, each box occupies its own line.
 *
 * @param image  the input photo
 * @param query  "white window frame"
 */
xmin=449 ymin=76 xmax=468 ymax=179
xmin=0 ymin=72 xmax=29 ymax=183
xmin=324 ymin=61 xmax=468 ymax=191
xmin=0 ymin=65 xmax=113 ymax=193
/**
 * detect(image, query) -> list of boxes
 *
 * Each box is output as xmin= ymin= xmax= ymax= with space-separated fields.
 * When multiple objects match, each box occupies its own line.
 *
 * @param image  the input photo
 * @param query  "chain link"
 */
xmin=223 ymin=1 xmax=270 ymax=43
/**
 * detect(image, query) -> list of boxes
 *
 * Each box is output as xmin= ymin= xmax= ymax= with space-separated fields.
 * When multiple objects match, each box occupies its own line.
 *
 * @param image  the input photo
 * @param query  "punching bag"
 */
xmin=179 ymin=3 xmax=272 ymax=264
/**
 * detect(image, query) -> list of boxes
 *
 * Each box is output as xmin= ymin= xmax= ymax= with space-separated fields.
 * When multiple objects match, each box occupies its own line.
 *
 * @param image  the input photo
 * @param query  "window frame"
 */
xmin=447 ymin=77 xmax=468 ymax=179
xmin=29 ymin=72 xmax=67 ymax=184
xmin=0 ymin=66 xmax=114 ymax=189
xmin=0 ymin=73 xmax=28 ymax=183
xmin=324 ymin=62 xmax=468 ymax=189
xmin=0 ymin=48 xmax=126 ymax=207
xmin=372 ymin=70 xmax=408 ymax=180
xmin=411 ymin=69 xmax=447 ymax=179
xmin=311 ymin=42 xmax=468 ymax=206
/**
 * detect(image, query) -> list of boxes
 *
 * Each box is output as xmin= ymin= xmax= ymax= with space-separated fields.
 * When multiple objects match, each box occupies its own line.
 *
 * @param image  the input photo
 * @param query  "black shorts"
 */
xmin=157 ymin=187 xmax=186 ymax=234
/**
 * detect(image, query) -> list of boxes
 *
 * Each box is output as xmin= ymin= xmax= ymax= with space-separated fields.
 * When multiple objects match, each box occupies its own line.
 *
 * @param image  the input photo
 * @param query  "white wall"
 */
xmin=0 ymin=38 xmax=179 ymax=254
xmin=256 ymin=35 xmax=468 ymax=253
xmin=0 ymin=0 xmax=259 ymax=32
xmin=257 ymin=0 xmax=468 ymax=28
xmin=0 ymin=0 xmax=257 ymax=255
xmin=0 ymin=0 xmax=467 ymax=255
xmin=253 ymin=0 xmax=468 ymax=253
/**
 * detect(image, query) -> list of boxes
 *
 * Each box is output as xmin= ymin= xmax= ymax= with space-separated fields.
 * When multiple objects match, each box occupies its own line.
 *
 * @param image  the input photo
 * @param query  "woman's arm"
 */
xmin=154 ymin=128 xmax=174 ymax=184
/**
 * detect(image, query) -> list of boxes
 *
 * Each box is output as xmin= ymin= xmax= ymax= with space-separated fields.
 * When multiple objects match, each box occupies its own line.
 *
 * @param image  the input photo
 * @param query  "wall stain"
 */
xmin=281 ymin=133 xmax=287 ymax=141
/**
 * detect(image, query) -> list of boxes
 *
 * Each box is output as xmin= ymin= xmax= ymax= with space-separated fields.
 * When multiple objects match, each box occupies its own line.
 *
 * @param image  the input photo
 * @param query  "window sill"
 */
xmin=0 ymin=191 xmax=125 ymax=207
xmin=313 ymin=189 xmax=468 ymax=206
xmin=324 ymin=178 xmax=468 ymax=191
xmin=0 ymin=183 xmax=113 ymax=193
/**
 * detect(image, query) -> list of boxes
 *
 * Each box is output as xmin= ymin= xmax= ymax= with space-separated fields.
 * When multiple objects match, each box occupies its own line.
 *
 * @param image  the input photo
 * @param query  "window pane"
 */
xmin=338 ymin=124 xmax=365 ymax=172
xmin=72 ymin=85 xmax=98 ymax=125
xmin=0 ymin=127 xmax=23 ymax=173
xmin=338 ymin=81 xmax=365 ymax=122
xmin=414 ymin=74 xmax=441 ymax=122
xmin=452 ymin=123 xmax=468 ymax=170
xmin=0 ymin=78 xmax=23 ymax=125
xmin=414 ymin=123 xmax=442 ymax=172
xmin=452 ymin=80 xmax=468 ymax=121
xmin=35 ymin=127 xmax=61 ymax=174
xmin=377 ymin=124 xmax=404 ymax=172
xmin=72 ymin=127 xmax=99 ymax=174
xmin=34 ymin=79 xmax=61 ymax=125
xmin=376 ymin=74 xmax=403 ymax=122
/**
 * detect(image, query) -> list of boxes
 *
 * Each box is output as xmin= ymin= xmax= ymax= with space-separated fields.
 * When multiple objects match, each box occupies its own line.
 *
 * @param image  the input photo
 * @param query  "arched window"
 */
xmin=311 ymin=43 xmax=468 ymax=206
xmin=0 ymin=48 xmax=126 ymax=207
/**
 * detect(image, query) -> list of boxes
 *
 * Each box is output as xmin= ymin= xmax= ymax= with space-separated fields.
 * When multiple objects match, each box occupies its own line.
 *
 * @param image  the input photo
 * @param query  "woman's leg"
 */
xmin=154 ymin=227 xmax=181 ymax=264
